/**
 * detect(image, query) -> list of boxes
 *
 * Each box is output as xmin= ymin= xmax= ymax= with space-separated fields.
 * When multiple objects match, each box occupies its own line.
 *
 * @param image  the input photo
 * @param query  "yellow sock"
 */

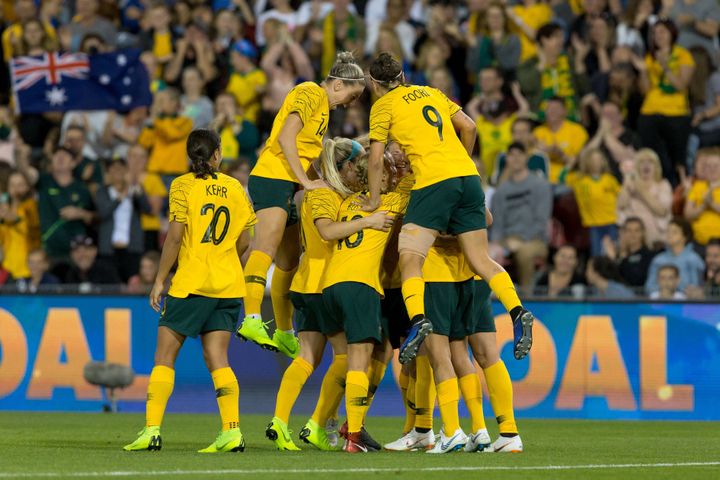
xmin=211 ymin=367 xmax=239 ymax=431
xmin=436 ymin=378 xmax=460 ymax=434
xmin=274 ymin=357 xmax=313 ymax=424
xmin=311 ymin=354 xmax=347 ymax=426
xmin=367 ymin=359 xmax=387 ymax=406
xmin=459 ymin=374 xmax=486 ymax=431
xmin=414 ymin=355 xmax=436 ymax=430
xmin=271 ymin=266 xmax=297 ymax=331
xmin=244 ymin=251 xmax=273 ymax=315
xmin=401 ymin=276 xmax=425 ymax=319
xmin=345 ymin=370 xmax=369 ymax=434
xmin=146 ymin=366 xmax=174 ymax=427
xmin=483 ymin=361 xmax=518 ymax=434
xmin=488 ymin=272 xmax=522 ymax=313
xmin=403 ymin=375 xmax=417 ymax=433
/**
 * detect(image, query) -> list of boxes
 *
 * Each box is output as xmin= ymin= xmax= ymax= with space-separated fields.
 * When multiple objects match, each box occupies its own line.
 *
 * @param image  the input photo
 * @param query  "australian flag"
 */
xmin=11 ymin=49 xmax=152 ymax=113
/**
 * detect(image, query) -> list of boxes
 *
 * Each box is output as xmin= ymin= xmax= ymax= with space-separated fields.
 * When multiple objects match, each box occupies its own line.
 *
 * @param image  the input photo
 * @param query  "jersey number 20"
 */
xmin=200 ymin=203 xmax=230 ymax=245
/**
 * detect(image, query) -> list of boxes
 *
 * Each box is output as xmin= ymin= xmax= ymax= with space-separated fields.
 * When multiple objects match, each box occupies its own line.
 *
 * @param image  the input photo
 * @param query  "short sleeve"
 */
xmin=433 ymin=87 xmax=461 ymax=116
xmin=240 ymin=187 xmax=257 ymax=230
xmin=289 ymin=84 xmax=325 ymax=126
xmin=369 ymin=96 xmax=392 ymax=144
xmin=395 ymin=174 xmax=415 ymax=195
xmin=678 ymin=47 xmax=695 ymax=68
xmin=309 ymin=189 xmax=340 ymax=221
xmin=168 ymin=178 xmax=189 ymax=224
xmin=382 ymin=191 xmax=410 ymax=215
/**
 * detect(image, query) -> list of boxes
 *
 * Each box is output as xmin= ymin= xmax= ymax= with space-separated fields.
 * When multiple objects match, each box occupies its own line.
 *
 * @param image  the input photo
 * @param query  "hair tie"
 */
xmin=337 ymin=140 xmax=363 ymax=169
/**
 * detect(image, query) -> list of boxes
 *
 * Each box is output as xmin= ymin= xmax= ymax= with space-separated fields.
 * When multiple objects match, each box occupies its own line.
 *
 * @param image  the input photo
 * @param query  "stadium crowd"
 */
xmin=0 ymin=0 xmax=719 ymax=299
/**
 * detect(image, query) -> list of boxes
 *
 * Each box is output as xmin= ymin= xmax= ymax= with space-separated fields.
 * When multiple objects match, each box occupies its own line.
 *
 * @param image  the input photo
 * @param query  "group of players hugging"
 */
xmin=122 ymin=51 xmax=534 ymax=455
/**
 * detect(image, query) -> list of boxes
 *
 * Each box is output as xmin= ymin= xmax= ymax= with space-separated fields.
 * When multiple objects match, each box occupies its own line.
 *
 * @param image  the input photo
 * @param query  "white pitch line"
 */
xmin=0 ymin=462 xmax=719 ymax=478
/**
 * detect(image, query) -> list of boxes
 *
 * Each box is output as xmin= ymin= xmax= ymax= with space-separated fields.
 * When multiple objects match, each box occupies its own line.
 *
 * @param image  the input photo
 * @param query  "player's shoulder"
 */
xmin=169 ymin=172 xmax=195 ymax=191
xmin=307 ymin=187 xmax=341 ymax=203
xmin=293 ymin=81 xmax=324 ymax=97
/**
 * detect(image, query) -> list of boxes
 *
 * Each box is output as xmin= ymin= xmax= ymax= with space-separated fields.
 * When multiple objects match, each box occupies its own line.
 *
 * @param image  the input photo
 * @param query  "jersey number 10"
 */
xmin=200 ymin=203 xmax=230 ymax=245
xmin=337 ymin=214 xmax=363 ymax=250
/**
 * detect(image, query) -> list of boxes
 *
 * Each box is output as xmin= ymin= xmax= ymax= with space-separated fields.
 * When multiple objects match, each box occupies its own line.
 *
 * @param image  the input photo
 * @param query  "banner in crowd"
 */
xmin=10 ymin=49 xmax=152 ymax=113
xmin=0 ymin=295 xmax=718 ymax=420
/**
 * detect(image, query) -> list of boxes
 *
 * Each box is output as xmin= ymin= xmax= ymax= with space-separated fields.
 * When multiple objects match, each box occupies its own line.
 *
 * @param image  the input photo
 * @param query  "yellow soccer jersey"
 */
xmin=369 ymin=85 xmax=479 ymax=190
xmin=251 ymin=82 xmax=329 ymax=183
xmin=291 ymin=188 xmax=343 ymax=294
xmin=167 ymin=172 xmax=257 ymax=299
xmin=323 ymin=191 xmax=410 ymax=295
xmin=226 ymin=69 xmax=267 ymax=124
xmin=566 ymin=172 xmax=620 ymax=227
xmin=423 ymin=241 xmax=474 ymax=283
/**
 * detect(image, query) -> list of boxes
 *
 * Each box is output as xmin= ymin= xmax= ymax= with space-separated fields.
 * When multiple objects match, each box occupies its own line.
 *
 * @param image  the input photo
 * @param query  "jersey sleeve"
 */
xmin=687 ymin=182 xmax=705 ymax=205
xmin=395 ymin=174 xmax=415 ymax=195
xmin=240 ymin=187 xmax=257 ymax=230
xmin=369 ymin=96 xmax=392 ymax=144
xmin=289 ymin=83 xmax=325 ymax=126
xmin=168 ymin=178 xmax=190 ymax=224
xmin=309 ymin=189 xmax=340 ymax=221
xmin=433 ymin=87 xmax=461 ymax=116
xmin=382 ymin=191 xmax=410 ymax=215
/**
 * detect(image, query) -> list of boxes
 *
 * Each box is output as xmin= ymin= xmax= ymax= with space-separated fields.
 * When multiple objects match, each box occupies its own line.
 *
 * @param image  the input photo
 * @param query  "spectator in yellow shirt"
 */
xmin=636 ymin=19 xmax=695 ymax=187
xmin=533 ymin=97 xmax=589 ymax=184
xmin=564 ymin=148 xmax=621 ymax=256
xmin=505 ymin=0 xmax=553 ymax=63
xmin=0 ymin=170 xmax=40 ymax=279
xmin=225 ymin=39 xmax=267 ymax=125
xmin=2 ymin=0 xmax=57 ymax=61
xmin=684 ymin=148 xmax=720 ymax=245
xmin=138 ymin=88 xmax=194 ymax=185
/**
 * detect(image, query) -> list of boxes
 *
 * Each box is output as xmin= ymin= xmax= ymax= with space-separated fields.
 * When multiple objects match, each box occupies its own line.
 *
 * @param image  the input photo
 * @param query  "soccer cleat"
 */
xmin=512 ymin=309 xmax=534 ymax=360
xmin=426 ymin=428 xmax=467 ymax=454
xmin=299 ymin=419 xmax=340 ymax=451
xmin=265 ymin=417 xmax=301 ymax=451
xmin=123 ymin=426 xmax=162 ymax=451
xmin=236 ymin=316 xmax=279 ymax=352
xmin=399 ymin=316 xmax=433 ymax=364
xmin=490 ymin=434 xmax=523 ymax=453
xmin=343 ymin=432 xmax=373 ymax=453
xmin=464 ymin=428 xmax=492 ymax=452
xmin=384 ymin=429 xmax=435 ymax=451
xmin=325 ymin=418 xmax=339 ymax=448
xmin=272 ymin=330 xmax=299 ymax=359
xmin=198 ymin=428 xmax=245 ymax=453
xmin=338 ymin=421 xmax=380 ymax=451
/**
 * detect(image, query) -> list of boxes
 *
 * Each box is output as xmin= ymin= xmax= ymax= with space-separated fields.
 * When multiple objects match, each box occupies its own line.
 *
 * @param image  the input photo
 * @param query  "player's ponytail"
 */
xmin=368 ymin=52 xmax=405 ymax=89
xmin=187 ymin=129 xmax=220 ymax=179
xmin=320 ymin=137 xmax=364 ymax=198
xmin=326 ymin=51 xmax=365 ymax=85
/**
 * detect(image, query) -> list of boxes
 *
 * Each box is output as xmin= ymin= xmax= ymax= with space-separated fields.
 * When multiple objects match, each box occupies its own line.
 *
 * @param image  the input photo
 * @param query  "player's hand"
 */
xmin=365 ymin=210 xmax=394 ymax=232
xmin=303 ymin=179 xmax=328 ymax=191
xmin=149 ymin=282 xmax=164 ymax=312
xmin=357 ymin=194 xmax=380 ymax=212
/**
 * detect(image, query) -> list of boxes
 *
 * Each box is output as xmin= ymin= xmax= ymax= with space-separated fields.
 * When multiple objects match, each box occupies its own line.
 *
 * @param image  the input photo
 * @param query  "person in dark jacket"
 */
xmin=64 ymin=235 xmax=121 ymax=286
xmin=95 ymin=158 xmax=151 ymax=282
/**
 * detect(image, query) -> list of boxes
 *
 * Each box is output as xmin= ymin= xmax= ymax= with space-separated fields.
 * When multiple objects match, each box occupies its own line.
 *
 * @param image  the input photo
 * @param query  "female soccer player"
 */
xmin=321 ymin=154 xmax=410 ymax=453
xmin=237 ymin=52 xmax=366 ymax=358
xmin=362 ymin=52 xmax=535 ymax=366
xmin=265 ymin=138 xmax=393 ymax=451
xmin=123 ymin=129 xmax=256 ymax=453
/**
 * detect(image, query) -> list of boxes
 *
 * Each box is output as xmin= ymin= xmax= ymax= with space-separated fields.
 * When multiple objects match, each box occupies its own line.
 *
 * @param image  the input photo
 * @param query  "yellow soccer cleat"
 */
xmin=123 ymin=426 xmax=162 ymax=451
xmin=299 ymin=419 xmax=341 ymax=451
xmin=198 ymin=428 xmax=245 ymax=453
xmin=272 ymin=329 xmax=299 ymax=359
xmin=266 ymin=417 xmax=301 ymax=451
xmin=236 ymin=316 xmax=279 ymax=352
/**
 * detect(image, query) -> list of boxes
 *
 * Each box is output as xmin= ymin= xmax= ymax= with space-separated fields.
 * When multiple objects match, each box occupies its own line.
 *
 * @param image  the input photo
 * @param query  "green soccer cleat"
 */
xmin=272 ymin=329 xmax=299 ymax=359
xmin=198 ymin=428 xmax=245 ymax=453
xmin=299 ymin=419 xmax=341 ymax=451
xmin=236 ymin=316 xmax=279 ymax=352
xmin=266 ymin=417 xmax=301 ymax=451
xmin=123 ymin=426 xmax=162 ymax=451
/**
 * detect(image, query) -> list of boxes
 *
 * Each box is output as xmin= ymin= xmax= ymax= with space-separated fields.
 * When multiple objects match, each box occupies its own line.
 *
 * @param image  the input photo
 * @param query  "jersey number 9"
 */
xmin=422 ymin=105 xmax=443 ymax=141
xmin=337 ymin=214 xmax=363 ymax=249
xmin=200 ymin=203 xmax=230 ymax=245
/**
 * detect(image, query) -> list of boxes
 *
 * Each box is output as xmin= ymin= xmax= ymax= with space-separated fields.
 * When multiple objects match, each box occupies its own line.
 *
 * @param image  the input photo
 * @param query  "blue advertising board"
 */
xmin=0 ymin=296 xmax=718 ymax=420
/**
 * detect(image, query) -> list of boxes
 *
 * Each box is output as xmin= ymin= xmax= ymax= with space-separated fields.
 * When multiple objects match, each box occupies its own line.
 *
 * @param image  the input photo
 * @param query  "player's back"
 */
xmin=369 ymin=85 xmax=478 ymax=189
xmin=168 ymin=172 xmax=256 ymax=299
xmin=322 ymin=190 xmax=409 ymax=295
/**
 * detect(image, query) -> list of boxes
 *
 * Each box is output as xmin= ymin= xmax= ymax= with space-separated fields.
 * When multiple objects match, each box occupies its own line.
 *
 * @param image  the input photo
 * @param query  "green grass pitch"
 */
xmin=1 ymin=413 xmax=718 ymax=479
